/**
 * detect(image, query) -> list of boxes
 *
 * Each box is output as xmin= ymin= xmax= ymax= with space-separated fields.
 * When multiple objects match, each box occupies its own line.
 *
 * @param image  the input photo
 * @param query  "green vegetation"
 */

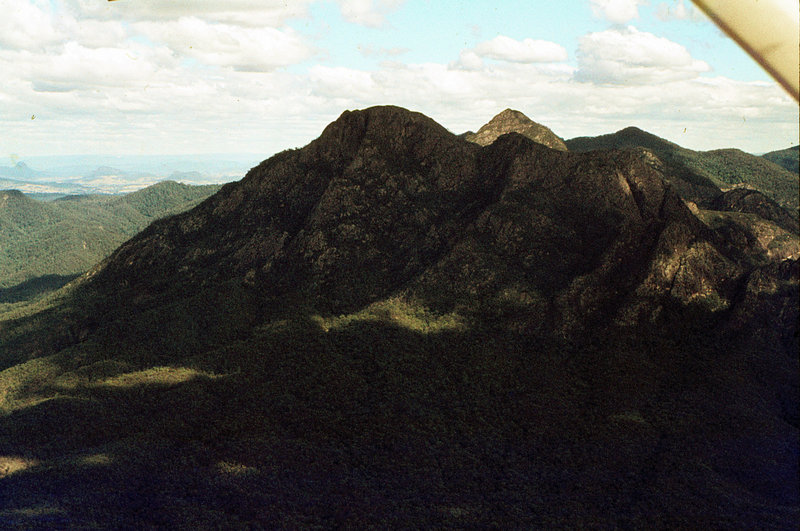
xmin=0 ymin=108 xmax=795 ymax=527
xmin=0 ymin=275 xmax=795 ymax=527
xmin=763 ymin=145 xmax=799 ymax=174
xmin=566 ymin=128 xmax=799 ymax=214
xmin=688 ymin=148 xmax=798 ymax=212
xmin=0 ymin=181 xmax=220 ymax=299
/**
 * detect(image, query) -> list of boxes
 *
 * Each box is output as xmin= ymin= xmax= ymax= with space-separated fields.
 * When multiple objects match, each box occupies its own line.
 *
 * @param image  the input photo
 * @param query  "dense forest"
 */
xmin=0 ymin=181 xmax=220 ymax=305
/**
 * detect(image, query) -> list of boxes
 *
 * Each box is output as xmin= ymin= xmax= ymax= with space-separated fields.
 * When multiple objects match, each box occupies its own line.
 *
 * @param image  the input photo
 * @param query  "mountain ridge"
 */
xmin=763 ymin=145 xmax=799 ymax=174
xmin=0 ymin=106 xmax=796 ymax=528
xmin=566 ymin=127 xmax=799 ymax=215
xmin=0 ymin=181 xmax=220 ymax=296
xmin=85 ymin=107 xmax=726 ymax=323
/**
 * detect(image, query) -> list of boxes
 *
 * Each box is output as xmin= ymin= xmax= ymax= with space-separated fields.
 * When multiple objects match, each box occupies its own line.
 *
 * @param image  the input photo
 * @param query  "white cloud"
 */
xmin=589 ymin=0 xmax=645 ymax=24
xmin=2 ymin=43 xmax=795 ymax=156
xmin=1 ymin=0 xmax=796 ymax=158
xmin=63 ymin=0 xmax=313 ymax=27
xmin=656 ymin=0 xmax=706 ymax=21
xmin=576 ymin=26 xmax=710 ymax=84
xmin=472 ymin=35 xmax=568 ymax=63
xmin=337 ymin=0 xmax=405 ymax=27
xmin=0 ymin=0 xmax=65 ymax=50
xmin=135 ymin=18 xmax=313 ymax=72
xmin=453 ymin=50 xmax=484 ymax=71
xmin=3 ymin=42 xmax=175 ymax=93
xmin=67 ymin=0 xmax=405 ymax=28
xmin=65 ymin=18 xmax=128 ymax=49
xmin=309 ymin=66 xmax=377 ymax=100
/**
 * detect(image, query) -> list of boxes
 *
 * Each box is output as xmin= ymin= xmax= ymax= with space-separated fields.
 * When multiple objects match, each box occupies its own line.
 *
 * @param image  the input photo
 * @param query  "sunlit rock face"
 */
xmin=463 ymin=108 xmax=569 ymax=151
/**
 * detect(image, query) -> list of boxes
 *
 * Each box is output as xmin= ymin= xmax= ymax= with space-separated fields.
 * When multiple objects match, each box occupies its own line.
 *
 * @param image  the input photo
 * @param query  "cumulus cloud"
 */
xmin=453 ymin=50 xmax=484 ymax=71
xmin=63 ymin=0 xmax=313 ymax=27
xmin=472 ymin=35 xmax=568 ymax=63
xmin=3 ymin=42 xmax=175 ymax=93
xmin=656 ymin=0 xmax=707 ymax=21
xmin=0 ymin=0 xmax=66 ymax=50
xmin=589 ymin=0 xmax=644 ymax=24
xmin=2 ymin=0 xmax=796 ymax=157
xmin=575 ymin=26 xmax=710 ymax=84
xmin=135 ymin=18 xmax=313 ymax=72
xmin=309 ymin=66 xmax=377 ymax=100
xmin=67 ymin=0 xmax=404 ymax=28
xmin=300 ymin=56 xmax=794 ymax=151
xmin=337 ymin=0 xmax=405 ymax=27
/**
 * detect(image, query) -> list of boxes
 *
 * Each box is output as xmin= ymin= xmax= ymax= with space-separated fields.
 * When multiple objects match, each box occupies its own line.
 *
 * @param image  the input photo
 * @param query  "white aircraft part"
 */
xmin=692 ymin=0 xmax=799 ymax=101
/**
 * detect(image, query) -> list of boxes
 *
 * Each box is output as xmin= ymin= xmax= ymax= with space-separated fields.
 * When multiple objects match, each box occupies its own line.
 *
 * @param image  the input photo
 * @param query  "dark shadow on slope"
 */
xmin=0 ymin=274 xmax=80 ymax=304
xmin=0 ymin=308 xmax=797 ymax=528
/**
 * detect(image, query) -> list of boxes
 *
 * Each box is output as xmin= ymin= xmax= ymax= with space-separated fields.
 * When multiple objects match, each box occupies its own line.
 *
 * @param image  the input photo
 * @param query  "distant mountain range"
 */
xmin=0 ymin=154 xmax=261 ymax=195
xmin=0 ymin=162 xmax=46 ymax=180
xmin=0 ymin=181 xmax=220 ymax=299
xmin=0 ymin=107 xmax=796 ymax=528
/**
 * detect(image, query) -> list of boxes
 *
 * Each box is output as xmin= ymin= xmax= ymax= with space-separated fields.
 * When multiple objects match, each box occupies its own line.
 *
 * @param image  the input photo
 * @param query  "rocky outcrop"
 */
xmin=464 ymin=109 xmax=568 ymax=151
xmin=85 ymin=106 xmax=777 ymax=337
xmin=567 ymin=129 xmax=799 ymax=214
xmin=710 ymin=188 xmax=798 ymax=233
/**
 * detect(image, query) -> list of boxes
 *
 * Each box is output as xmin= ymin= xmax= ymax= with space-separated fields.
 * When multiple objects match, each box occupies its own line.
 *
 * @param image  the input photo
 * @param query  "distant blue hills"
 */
xmin=0 ymin=153 xmax=263 ymax=195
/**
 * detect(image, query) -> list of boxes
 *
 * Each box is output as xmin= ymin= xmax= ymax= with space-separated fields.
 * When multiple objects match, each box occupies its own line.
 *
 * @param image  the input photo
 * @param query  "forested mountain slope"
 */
xmin=0 ymin=181 xmax=220 ymax=300
xmin=567 ymin=127 xmax=799 ymax=215
xmin=0 ymin=107 xmax=796 ymax=528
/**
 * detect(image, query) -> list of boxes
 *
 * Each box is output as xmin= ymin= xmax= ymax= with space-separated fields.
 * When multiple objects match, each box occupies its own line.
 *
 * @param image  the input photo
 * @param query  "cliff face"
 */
xmin=464 ymin=109 xmax=568 ymax=151
xmin=87 ymin=106 xmax=747 ymax=330
xmin=710 ymin=188 xmax=798 ymax=233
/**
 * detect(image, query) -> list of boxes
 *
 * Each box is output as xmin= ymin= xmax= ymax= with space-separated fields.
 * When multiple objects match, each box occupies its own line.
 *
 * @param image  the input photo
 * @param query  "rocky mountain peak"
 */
xmin=464 ymin=108 xmax=568 ymax=151
xmin=86 ymin=106 xmax=734 ymax=327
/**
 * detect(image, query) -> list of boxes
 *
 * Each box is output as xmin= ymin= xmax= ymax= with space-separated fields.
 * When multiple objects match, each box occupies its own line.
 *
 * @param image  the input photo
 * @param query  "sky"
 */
xmin=1 ymin=0 xmax=798 ymax=159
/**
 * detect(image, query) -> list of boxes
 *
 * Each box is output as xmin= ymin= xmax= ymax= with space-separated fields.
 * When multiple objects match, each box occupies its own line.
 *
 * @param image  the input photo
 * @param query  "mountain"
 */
xmin=0 ymin=106 xmax=796 ymax=528
xmin=0 ymin=181 xmax=220 ymax=300
xmin=0 ymin=162 xmax=47 ymax=180
xmin=0 ymin=176 xmax=95 ymax=196
xmin=0 ymin=155 xmax=259 ymax=195
xmin=464 ymin=108 xmax=568 ymax=151
xmin=763 ymin=145 xmax=799 ymax=174
xmin=566 ymin=127 xmax=799 ymax=215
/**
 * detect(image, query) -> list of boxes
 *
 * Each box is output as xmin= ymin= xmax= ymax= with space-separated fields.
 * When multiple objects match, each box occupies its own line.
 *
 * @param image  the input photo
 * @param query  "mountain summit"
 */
xmin=0 ymin=106 xmax=796 ymax=528
xmin=464 ymin=108 xmax=568 ymax=151
xmin=85 ymin=105 xmax=737 ymax=324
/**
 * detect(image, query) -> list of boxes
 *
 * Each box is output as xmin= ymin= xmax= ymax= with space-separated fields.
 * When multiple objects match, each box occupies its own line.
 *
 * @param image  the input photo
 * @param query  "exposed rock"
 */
xmin=566 ymin=128 xmax=799 ymax=214
xmin=464 ymin=109 xmax=568 ymax=151
xmin=697 ymin=209 xmax=799 ymax=265
xmin=86 ymin=107 xmax=773 ymax=336
xmin=710 ymin=188 xmax=798 ymax=233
